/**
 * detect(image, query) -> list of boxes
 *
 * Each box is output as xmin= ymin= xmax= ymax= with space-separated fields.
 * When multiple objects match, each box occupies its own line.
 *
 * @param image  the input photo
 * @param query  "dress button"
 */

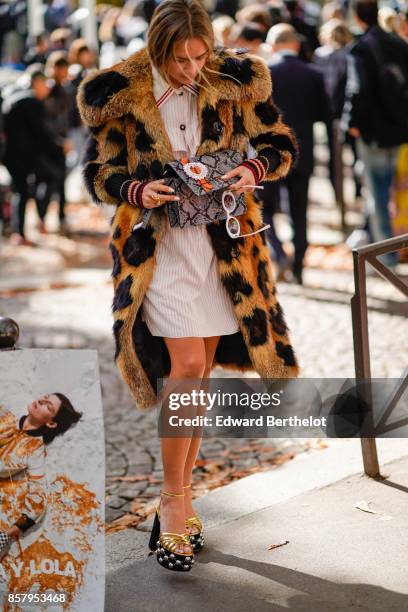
xmin=180 ymin=124 xmax=186 ymax=130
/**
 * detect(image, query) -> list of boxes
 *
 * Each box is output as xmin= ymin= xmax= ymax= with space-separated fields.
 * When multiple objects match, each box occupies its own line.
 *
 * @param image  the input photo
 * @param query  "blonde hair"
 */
xmin=147 ymin=0 xmax=241 ymax=91
xmin=68 ymin=37 xmax=89 ymax=65
xmin=378 ymin=6 xmax=398 ymax=33
xmin=212 ymin=15 xmax=235 ymax=46
xmin=319 ymin=19 xmax=352 ymax=48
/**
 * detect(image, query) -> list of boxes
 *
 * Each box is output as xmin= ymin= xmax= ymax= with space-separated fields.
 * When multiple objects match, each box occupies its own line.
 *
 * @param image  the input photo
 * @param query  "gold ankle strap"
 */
xmin=161 ymin=491 xmax=184 ymax=497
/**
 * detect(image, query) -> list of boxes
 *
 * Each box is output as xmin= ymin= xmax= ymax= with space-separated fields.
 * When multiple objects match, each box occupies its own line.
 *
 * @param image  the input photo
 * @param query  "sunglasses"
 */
xmin=221 ymin=189 xmax=270 ymax=239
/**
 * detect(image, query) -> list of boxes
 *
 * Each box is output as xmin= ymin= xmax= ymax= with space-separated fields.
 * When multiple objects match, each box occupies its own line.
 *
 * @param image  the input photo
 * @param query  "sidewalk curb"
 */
xmin=106 ymin=437 xmax=408 ymax=574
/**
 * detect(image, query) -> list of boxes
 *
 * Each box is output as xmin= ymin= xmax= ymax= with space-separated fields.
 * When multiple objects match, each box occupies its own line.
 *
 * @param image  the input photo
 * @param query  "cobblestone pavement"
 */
xmin=1 ymin=268 xmax=406 ymax=524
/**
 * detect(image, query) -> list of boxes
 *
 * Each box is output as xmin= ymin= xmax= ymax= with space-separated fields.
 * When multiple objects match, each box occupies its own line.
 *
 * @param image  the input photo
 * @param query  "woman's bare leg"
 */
xmin=160 ymin=336 xmax=206 ymax=553
xmin=183 ymin=335 xmax=220 ymax=523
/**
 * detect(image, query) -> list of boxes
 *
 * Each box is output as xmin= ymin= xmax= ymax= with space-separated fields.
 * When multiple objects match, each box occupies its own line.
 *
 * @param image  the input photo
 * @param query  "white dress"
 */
xmin=141 ymin=66 xmax=239 ymax=338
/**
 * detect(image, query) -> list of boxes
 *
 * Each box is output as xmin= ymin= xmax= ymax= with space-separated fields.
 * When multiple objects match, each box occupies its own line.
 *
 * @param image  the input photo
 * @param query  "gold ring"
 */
xmin=152 ymin=194 xmax=161 ymax=202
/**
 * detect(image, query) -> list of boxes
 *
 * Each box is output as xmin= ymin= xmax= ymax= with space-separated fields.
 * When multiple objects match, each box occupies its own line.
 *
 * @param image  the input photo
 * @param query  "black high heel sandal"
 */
xmin=183 ymin=484 xmax=204 ymax=552
xmin=148 ymin=491 xmax=194 ymax=572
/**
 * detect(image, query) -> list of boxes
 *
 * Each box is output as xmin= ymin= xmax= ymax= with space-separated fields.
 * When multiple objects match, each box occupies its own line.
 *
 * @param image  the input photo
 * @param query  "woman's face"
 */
xmin=166 ymin=37 xmax=209 ymax=86
xmin=28 ymin=394 xmax=61 ymax=427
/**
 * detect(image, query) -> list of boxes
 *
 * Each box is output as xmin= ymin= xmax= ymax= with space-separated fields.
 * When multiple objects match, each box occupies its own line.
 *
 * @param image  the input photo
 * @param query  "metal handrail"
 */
xmin=351 ymin=233 xmax=408 ymax=477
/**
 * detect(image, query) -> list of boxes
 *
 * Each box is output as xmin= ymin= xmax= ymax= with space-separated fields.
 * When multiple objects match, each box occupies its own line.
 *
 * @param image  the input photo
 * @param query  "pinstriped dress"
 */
xmin=140 ymin=66 xmax=239 ymax=338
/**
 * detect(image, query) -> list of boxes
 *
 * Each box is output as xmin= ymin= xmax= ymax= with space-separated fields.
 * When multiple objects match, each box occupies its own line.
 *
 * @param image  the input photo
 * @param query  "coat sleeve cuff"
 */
xmin=256 ymin=149 xmax=281 ymax=178
xmin=105 ymin=173 xmax=135 ymax=202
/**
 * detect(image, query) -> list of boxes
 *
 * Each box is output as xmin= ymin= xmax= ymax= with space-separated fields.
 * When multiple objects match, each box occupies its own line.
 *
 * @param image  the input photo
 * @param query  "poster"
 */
xmin=0 ymin=349 xmax=105 ymax=611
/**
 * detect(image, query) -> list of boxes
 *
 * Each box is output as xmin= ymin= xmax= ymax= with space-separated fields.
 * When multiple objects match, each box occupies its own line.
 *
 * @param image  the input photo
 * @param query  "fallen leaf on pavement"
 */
xmin=268 ymin=540 xmax=289 ymax=550
xmin=354 ymin=500 xmax=379 ymax=514
xmin=106 ymin=514 xmax=139 ymax=533
xmin=108 ymin=475 xmax=150 ymax=483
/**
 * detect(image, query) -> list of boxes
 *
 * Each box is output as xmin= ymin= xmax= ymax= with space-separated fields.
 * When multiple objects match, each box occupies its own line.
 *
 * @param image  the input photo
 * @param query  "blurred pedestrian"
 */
xmin=314 ymin=19 xmax=352 ymax=98
xmin=49 ymin=27 xmax=72 ymax=53
xmin=42 ymin=51 xmax=73 ymax=233
xmin=67 ymin=39 xmax=98 ymax=170
xmin=232 ymin=3 xmax=282 ymax=61
xmin=262 ymin=24 xmax=330 ymax=284
xmin=320 ymin=1 xmax=346 ymax=23
xmin=2 ymin=70 xmax=64 ymax=245
xmin=214 ymin=0 xmax=240 ymax=19
xmin=212 ymin=15 xmax=235 ymax=47
xmin=341 ymin=0 xmax=408 ymax=265
xmin=283 ymin=0 xmax=320 ymax=57
xmin=235 ymin=4 xmax=273 ymax=33
xmin=23 ymin=33 xmax=50 ymax=67
xmin=44 ymin=0 xmax=69 ymax=32
xmin=378 ymin=6 xmax=398 ymax=35
xmin=314 ymin=19 xmax=359 ymax=199
xmin=227 ymin=22 xmax=267 ymax=55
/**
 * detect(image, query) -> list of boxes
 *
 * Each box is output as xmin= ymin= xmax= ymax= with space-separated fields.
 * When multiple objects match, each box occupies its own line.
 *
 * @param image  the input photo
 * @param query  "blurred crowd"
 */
xmin=0 ymin=21 xmax=98 ymax=243
xmin=0 ymin=0 xmax=407 ymax=283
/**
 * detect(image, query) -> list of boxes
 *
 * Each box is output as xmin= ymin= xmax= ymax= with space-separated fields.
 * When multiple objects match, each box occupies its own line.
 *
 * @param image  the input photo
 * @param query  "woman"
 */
xmin=0 ymin=393 xmax=82 ymax=559
xmin=313 ymin=19 xmax=357 ymax=202
xmin=77 ymin=0 xmax=300 ymax=572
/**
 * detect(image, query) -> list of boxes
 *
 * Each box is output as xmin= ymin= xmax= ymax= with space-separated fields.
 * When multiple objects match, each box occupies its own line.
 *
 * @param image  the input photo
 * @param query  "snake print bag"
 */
xmin=133 ymin=150 xmax=247 ymax=230
xmin=164 ymin=150 xmax=247 ymax=228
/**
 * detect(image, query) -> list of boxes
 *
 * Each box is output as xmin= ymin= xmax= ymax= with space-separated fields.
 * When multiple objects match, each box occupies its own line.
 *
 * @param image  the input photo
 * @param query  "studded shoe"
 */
xmin=183 ymin=484 xmax=204 ymax=552
xmin=148 ymin=491 xmax=194 ymax=572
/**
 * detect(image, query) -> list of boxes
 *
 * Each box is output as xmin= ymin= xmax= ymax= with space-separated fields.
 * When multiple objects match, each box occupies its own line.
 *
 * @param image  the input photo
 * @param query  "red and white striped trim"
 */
xmin=156 ymin=83 xmax=199 ymax=107
xmin=251 ymin=158 xmax=266 ymax=182
xmin=240 ymin=158 xmax=266 ymax=184
xmin=184 ymin=83 xmax=199 ymax=96
xmin=156 ymin=86 xmax=174 ymax=108
xmin=127 ymin=180 xmax=141 ymax=206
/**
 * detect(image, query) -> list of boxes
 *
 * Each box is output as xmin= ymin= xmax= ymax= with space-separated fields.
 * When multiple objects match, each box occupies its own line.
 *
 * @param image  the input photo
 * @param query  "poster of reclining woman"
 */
xmin=0 ymin=349 xmax=105 ymax=611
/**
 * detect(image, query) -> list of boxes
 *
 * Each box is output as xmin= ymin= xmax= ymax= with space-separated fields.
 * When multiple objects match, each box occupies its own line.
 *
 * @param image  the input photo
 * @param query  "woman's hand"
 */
xmin=142 ymin=179 xmax=180 ymax=209
xmin=221 ymin=165 xmax=256 ymax=196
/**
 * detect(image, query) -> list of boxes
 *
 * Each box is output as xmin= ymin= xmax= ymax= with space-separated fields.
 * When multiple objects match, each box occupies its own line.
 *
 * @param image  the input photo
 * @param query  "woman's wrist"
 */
xmin=136 ymin=182 xmax=149 ymax=208
xmin=239 ymin=159 xmax=266 ymax=184
xmin=125 ymin=180 xmax=150 ymax=208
